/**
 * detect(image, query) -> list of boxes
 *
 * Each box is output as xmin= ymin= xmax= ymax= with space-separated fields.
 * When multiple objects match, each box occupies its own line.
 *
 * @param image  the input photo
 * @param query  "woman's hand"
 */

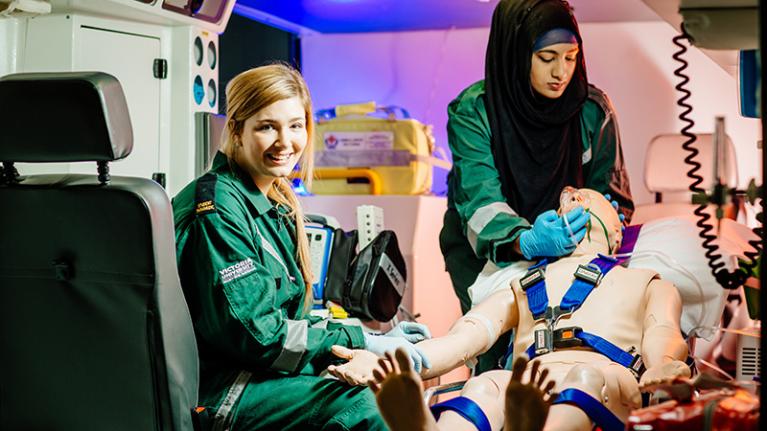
xmin=363 ymin=333 xmax=431 ymax=372
xmin=518 ymin=207 xmax=589 ymax=259
xmin=603 ymin=193 xmax=626 ymax=225
xmin=384 ymin=321 xmax=432 ymax=343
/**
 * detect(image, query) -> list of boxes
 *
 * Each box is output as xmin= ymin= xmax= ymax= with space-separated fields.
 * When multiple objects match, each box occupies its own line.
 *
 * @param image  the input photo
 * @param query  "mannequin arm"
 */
xmin=417 ymin=288 xmax=519 ymax=379
xmin=327 ymin=288 xmax=519 ymax=384
xmin=639 ymin=279 xmax=690 ymax=386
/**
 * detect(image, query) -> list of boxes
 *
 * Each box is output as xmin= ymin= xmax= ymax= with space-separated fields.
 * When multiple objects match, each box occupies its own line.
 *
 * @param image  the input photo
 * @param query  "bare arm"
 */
xmin=639 ymin=278 xmax=690 ymax=386
xmin=417 ymin=288 xmax=519 ymax=379
xmin=327 ymin=288 xmax=520 ymax=384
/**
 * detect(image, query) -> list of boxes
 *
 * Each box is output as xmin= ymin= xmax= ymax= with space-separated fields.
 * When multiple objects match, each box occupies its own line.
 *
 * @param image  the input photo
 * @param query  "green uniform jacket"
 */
xmin=173 ymin=152 xmax=366 ymax=391
xmin=445 ymin=80 xmax=634 ymax=269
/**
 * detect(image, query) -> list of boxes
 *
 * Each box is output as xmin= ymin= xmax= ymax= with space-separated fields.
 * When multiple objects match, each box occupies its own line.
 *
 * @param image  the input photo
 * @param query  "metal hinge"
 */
xmin=153 ymin=58 xmax=168 ymax=79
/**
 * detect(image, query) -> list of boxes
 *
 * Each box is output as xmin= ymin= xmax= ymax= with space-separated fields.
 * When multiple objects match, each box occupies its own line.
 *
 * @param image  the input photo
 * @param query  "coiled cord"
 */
xmin=672 ymin=33 xmax=757 ymax=290
xmin=741 ymin=212 xmax=762 ymax=279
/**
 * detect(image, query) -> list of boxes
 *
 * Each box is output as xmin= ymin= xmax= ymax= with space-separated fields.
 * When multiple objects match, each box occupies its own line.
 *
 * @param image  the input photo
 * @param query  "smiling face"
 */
xmin=236 ymin=96 xmax=308 ymax=194
xmin=529 ymin=42 xmax=579 ymax=99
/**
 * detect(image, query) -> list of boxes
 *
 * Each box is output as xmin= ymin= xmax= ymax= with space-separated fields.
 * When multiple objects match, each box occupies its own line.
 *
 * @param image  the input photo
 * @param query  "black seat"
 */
xmin=0 ymin=72 xmax=199 ymax=431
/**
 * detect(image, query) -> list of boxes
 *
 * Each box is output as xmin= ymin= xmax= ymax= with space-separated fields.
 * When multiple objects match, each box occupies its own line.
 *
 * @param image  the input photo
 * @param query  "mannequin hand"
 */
xmin=327 ymin=345 xmax=381 ymax=386
xmin=384 ymin=321 xmax=432 ymax=343
xmin=518 ymin=208 xmax=589 ymax=259
xmin=639 ymin=360 xmax=691 ymax=391
xmin=363 ymin=333 xmax=431 ymax=373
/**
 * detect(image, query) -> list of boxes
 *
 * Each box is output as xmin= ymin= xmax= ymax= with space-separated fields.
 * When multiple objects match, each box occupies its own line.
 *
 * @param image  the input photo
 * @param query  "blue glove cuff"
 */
xmin=362 ymin=332 xmax=373 ymax=349
xmin=518 ymin=229 xmax=535 ymax=260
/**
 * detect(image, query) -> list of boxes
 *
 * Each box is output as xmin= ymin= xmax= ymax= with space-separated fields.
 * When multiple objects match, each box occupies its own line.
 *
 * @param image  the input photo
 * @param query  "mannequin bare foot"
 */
xmin=369 ymin=348 xmax=438 ymax=431
xmin=504 ymin=357 xmax=556 ymax=431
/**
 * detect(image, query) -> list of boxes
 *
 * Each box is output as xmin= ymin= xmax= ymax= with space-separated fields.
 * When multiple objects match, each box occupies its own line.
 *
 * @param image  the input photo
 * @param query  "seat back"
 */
xmin=0 ymin=72 xmax=198 ymax=431
xmin=633 ymin=133 xmax=738 ymax=224
xmin=644 ymin=133 xmax=738 ymax=201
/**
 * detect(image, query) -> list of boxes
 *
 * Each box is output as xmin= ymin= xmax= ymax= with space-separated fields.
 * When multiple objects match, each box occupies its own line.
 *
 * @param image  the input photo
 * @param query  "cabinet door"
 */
xmin=70 ymin=26 xmax=162 ymax=179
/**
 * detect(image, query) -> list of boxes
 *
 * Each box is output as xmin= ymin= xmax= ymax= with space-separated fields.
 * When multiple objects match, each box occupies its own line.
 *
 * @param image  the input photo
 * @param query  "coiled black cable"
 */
xmin=672 ymin=33 xmax=759 ymax=289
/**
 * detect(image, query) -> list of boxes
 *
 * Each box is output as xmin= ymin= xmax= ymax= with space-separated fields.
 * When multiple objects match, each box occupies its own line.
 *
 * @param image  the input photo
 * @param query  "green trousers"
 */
xmin=202 ymin=371 xmax=387 ymax=431
xmin=439 ymin=208 xmax=513 ymax=374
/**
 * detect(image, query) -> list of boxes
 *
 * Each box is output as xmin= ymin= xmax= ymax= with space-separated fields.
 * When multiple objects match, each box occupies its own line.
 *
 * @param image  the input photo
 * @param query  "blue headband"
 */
xmin=533 ymin=28 xmax=578 ymax=51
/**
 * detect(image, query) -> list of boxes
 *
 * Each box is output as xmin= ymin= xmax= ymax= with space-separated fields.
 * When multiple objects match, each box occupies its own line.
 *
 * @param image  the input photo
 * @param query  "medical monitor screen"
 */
xmin=739 ymin=49 xmax=760 ymax=118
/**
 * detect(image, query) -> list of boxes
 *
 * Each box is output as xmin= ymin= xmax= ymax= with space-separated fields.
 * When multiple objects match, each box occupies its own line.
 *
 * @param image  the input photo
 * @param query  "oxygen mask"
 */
xmin=558 ymin=186 xmax=591 ymax=215
xmin=559 ymin=187 xmax=620 ymax=254
xmin=558 ymin=186 xmax=591 ymax=248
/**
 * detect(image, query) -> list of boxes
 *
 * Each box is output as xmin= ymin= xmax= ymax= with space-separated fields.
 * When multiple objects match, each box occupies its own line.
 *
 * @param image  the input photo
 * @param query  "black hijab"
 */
xmin=485 ymin=0 xmax=589 ymax=220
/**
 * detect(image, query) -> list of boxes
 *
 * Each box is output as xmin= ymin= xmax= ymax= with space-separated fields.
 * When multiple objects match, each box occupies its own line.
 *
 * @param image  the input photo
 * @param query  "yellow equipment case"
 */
xmin=311 ymin=102 xmax=448 ymax=195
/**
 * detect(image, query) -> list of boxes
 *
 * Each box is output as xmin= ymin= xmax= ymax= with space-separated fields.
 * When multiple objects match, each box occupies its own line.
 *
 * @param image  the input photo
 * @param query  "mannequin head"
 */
xmin=559 ymin=187 xmax=622 ymax=255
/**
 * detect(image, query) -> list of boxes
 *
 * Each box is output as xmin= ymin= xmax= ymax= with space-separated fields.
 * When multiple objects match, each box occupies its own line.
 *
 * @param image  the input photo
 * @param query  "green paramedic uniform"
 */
xmin=439 ymin=81 xmax=634 ymax=372
xmin=173 ymin=152 xmax=387 ymax=431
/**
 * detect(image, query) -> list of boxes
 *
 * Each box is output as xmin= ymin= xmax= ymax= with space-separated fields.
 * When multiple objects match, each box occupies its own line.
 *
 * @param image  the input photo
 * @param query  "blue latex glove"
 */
xmin=363 ymin=333 xmax=432 ymax=372
xmin=604 ymin=193 xmax=626 ymax=228
xmin=384 ymin=321 xmax=432 ymax=343
xmin=603 ymin=193 xmax=619 ymax=211
xmin=518 ymin=207 xmax=590 ymax=259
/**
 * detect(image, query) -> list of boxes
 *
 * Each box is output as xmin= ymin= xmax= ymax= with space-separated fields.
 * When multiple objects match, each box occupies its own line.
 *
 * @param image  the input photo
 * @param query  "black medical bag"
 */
xmin=323 ymin=229 xmax=407 ymax=322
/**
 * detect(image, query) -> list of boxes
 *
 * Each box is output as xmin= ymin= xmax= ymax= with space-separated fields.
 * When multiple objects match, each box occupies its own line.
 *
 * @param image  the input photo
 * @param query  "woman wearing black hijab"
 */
xmin=439 ymin=0 xmax=633 ymax=371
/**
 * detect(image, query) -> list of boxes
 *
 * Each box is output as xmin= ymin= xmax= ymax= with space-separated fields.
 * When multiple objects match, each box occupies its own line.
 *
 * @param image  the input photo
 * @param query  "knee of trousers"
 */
xmin=323 ymin=390 xmax=387 ymax=431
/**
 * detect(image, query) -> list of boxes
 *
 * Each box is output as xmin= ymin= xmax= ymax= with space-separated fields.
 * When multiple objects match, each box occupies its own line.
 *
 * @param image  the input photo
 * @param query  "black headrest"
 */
xmin=0 ymin=72 xmax=133 ymax=163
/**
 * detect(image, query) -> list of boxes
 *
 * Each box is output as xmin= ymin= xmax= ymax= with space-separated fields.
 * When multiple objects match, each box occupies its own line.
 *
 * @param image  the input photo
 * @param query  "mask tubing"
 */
xmin=562 ymin=211 xmax=578 ymax=248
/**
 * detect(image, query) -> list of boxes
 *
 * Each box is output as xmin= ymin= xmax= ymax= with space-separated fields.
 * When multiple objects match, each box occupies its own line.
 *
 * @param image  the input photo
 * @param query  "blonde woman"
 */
xmin=173 ymin=64 xmax=420 ymax=430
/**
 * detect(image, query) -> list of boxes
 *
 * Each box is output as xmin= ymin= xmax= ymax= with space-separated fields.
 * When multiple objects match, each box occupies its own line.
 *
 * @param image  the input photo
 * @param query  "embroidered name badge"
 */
xmin=196 ymin=200 xmax=215 ymax=214
xmin=195 ymin=173 xmax=217 ymax=216
xmin=219 ymin=258 xmax=256 ymax=283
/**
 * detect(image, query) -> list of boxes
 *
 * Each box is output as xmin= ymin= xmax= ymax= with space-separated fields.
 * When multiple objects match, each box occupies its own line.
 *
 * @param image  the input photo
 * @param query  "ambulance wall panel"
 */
xmin=301 ymin=22 xmax=761 ymax=206
xmin=19 ymin=14 xmax=169 ymax=180
xmin=75 ymin=25 xmax=162 ymax=180
xmin=0 ymin=18 xmax=24 ymax=77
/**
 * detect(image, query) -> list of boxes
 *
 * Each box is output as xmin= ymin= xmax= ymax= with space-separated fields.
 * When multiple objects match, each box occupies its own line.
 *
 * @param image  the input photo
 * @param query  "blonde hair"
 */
xmin=222 ymin=63 xmax=315 ymax=311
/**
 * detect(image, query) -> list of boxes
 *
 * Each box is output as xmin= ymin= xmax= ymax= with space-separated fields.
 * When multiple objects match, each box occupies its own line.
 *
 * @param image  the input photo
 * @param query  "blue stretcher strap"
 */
xmin=525 ymin=343 xmax=536 ymax=360
xmin=524 ymin=330 xmax=635 ymax=369
xmin=430 ymin=396 xmax=492 ymax=431
xmin=553 ymin=388 xmax=625 ymax=431
xmin=524 ymin=259 xmax=550 ymax=318
xmin=616 ymin=224 xmax=642 ymax=258
xmin=559 ymin=255 xmax=618 ymax=311
xmin=576 ymin=331 xmax=635 ymax=368
xmin=526 ymin=279 xmax=548 ymax=318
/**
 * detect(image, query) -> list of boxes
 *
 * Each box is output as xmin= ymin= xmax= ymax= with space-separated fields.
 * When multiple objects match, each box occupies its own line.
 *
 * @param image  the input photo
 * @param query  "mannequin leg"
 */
xmin=373 ymin=350 xmax=637 ymax=431
xmin=372 ymin=349 xmax=509 ymax=431
xmin=539 ymin=362 xmax=639 ymax=431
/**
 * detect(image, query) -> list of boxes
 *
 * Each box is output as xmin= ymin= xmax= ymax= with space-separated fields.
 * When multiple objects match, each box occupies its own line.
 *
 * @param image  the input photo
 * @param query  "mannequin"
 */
xmin=329 ymin=189 xmax=691 ymax=431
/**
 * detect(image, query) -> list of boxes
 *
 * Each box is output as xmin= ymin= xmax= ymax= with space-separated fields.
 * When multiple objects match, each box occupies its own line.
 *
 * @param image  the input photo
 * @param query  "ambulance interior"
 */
xmin=0 ymin=0 xmax=763 ymax=430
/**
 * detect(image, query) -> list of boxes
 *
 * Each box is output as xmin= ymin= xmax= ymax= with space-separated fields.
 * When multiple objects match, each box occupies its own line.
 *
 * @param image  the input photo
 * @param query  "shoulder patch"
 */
xmin=195 ymin=173 xmax=218 ymax=216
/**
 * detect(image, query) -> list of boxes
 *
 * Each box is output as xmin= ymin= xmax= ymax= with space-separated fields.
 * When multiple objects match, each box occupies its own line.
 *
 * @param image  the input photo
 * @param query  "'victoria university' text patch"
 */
xmin=219 ymin=258 xmax=256 ymax=283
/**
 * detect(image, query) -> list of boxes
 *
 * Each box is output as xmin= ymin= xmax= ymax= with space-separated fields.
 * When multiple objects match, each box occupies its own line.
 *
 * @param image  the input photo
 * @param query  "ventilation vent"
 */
xmin=737 ymin=344 xmax=761 ymax=380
